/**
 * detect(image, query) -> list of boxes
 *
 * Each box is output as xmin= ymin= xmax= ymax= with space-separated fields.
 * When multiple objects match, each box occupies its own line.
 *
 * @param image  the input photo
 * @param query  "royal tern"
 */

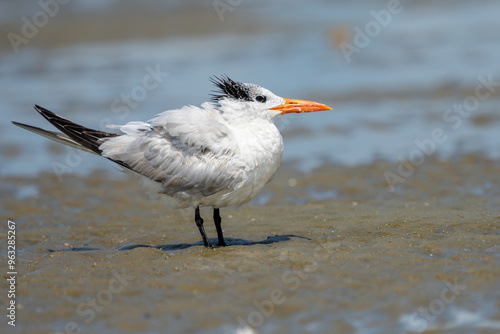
xmin=13 ymin=76 xmax=331 ymax=248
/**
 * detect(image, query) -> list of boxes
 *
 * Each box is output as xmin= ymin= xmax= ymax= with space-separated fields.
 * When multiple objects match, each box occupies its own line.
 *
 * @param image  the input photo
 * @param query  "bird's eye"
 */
xmin=255 ymin=95 xmax=266 ymax=103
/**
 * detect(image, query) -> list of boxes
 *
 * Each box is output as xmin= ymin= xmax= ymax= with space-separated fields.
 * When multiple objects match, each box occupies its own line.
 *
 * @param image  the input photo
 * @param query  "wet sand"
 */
xmin=1 ymin=154 xmax=500 ymax=333
xmin=2 ymin=0 xmax=500 ymax=332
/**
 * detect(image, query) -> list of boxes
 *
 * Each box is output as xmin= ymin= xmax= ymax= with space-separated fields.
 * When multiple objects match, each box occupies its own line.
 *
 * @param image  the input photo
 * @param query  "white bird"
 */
xmin=13 ymin=76 xmax=331 ymax=248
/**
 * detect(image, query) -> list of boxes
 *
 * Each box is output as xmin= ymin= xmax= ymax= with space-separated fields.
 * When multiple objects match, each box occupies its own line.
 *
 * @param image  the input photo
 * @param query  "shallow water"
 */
xmin=1 ymin=1 xmax=500 ymax=333
xmin=1 ymin=0 xmax=500 ymax=175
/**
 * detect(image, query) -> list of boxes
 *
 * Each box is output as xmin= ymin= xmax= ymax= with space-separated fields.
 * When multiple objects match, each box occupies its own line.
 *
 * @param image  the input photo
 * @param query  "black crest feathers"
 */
xmin=210 ymin=75 xmax=252 ymax=102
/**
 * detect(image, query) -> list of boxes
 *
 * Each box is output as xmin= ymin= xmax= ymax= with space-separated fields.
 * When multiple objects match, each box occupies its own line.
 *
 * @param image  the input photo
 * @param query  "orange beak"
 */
xmin=271 ymin=98 xmax=332 ymax=114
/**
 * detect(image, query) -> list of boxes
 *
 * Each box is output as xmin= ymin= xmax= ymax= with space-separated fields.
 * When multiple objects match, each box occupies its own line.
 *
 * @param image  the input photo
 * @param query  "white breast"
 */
xmin=201 ymin=119 xmax=284 ymax=208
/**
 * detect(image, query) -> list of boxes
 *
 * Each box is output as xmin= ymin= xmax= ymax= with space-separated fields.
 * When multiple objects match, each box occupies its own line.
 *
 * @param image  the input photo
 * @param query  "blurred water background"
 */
xmin=1 ymin=0 xmax=500 ymax=176
xmin=2 ymin=2 xmax=500 ymax=334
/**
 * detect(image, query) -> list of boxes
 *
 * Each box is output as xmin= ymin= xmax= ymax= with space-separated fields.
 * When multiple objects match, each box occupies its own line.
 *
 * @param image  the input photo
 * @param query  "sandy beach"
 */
xmin=2 ymin=1 xmax=500 ymax=333
xmin=2 ymin=154 xmax=499 ymax=333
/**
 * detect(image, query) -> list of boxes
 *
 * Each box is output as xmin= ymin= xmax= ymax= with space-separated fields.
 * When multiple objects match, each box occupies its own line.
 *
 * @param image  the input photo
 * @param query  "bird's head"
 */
xmin=210 ymin=76 xmax=331 ymax=122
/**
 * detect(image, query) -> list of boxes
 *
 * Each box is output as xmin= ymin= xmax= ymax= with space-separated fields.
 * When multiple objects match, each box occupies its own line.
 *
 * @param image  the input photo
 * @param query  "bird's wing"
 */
xmin=100 ymin=104 xmax=246 ymax=199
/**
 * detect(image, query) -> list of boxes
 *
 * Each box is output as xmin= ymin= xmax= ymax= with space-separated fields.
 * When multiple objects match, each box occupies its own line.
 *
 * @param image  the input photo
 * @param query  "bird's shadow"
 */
xmin=47 ymin=235 xmax=311 ymax=253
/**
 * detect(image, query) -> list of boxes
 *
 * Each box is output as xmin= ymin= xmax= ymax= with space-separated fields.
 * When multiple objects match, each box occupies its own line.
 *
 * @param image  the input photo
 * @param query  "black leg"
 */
xmin=195 ymin=206 xmax=211 ymax=248
xmin=213 ymin=208 xmax=227 ymax=247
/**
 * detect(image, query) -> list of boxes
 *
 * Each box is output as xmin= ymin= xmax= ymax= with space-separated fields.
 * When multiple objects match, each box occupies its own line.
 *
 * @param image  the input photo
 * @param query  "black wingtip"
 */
xmin=34 ymin=104 xmax=53 ymax=117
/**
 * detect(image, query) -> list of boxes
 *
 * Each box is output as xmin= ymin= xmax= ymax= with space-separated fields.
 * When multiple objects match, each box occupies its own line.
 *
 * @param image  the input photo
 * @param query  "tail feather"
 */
xmin=11 ymin=121 xmax=98 ymax=155
xmin=13 ymin=105 xmax=132 ymax=170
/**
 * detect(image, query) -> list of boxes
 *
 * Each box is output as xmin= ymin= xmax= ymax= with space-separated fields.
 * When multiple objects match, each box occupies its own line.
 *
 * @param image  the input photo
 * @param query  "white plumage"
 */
xmin=13 ymin=76 xmax=331 ymax=247
xmin=100 ymin=100 xmax=284 ymax=209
